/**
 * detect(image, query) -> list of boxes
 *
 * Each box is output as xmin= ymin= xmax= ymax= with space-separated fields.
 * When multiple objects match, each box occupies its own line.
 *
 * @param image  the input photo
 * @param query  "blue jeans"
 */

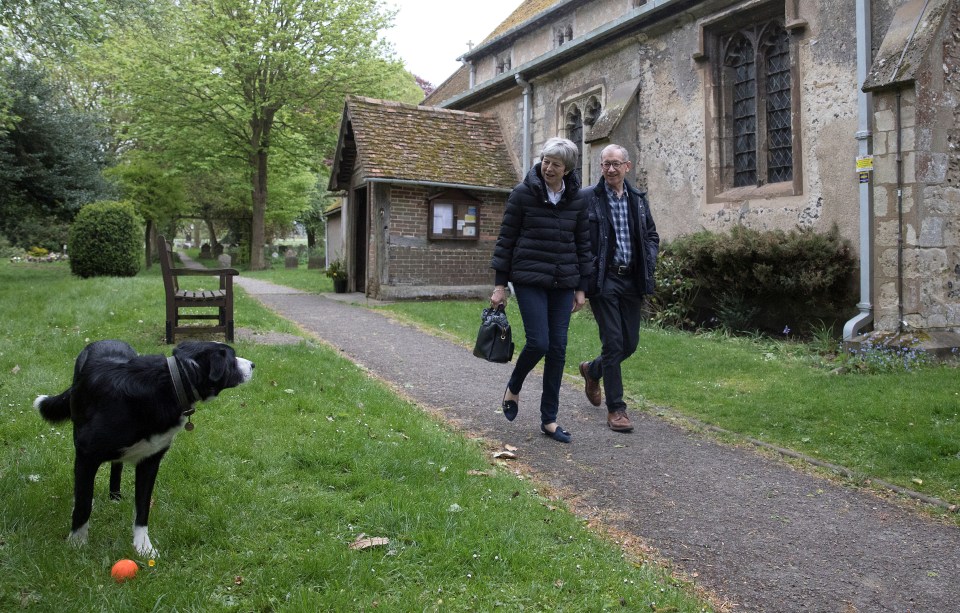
xmin=507 ymin=284 xmax=574 ymax=425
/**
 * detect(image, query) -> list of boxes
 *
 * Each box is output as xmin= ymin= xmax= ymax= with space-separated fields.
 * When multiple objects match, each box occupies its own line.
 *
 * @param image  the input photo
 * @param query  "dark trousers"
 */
xmin=585 ymin=274 xmax=643 ymax=412
xmin=508 ymin=284 xmax=574 ymax=425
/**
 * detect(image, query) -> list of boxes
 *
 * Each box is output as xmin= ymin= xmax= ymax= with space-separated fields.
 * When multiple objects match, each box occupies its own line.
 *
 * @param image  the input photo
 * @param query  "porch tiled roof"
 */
xmin=333 ymin=96 xmax=517 ymax=191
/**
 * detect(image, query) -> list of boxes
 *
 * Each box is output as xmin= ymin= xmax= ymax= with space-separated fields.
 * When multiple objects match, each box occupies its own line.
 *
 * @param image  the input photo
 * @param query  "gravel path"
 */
xmin=231 ymin=274 xmax=960 ymax=612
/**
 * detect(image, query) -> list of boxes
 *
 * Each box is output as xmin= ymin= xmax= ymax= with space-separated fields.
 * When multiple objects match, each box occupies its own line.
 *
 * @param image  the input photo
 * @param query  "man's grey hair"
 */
xmin=540 ymin=137 xmax=580 ymax=171
xmin=600 ymin=144 xmax=630 ymax=162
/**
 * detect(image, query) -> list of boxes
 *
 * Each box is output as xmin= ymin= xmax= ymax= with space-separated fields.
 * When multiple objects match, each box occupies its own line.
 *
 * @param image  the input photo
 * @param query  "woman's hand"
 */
xmin=490 ymin=286 xmax=507 ymax=308
xmin=572 ymin=290 xmax=586 ymax=313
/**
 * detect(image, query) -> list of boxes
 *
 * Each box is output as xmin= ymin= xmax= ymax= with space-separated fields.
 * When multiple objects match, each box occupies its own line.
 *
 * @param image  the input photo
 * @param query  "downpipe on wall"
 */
xmin=515 ymin=73 xmax=531 ymax=171
xmin=895 ymin=89 xmax=905 ymax=333
xmin=843 ymin=0 xmax=875 ymax=341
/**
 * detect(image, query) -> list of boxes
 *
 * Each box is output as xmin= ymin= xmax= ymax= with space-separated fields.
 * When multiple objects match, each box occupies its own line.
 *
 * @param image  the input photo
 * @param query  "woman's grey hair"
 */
xmin=540 ymin=137 xmax=579 ymax=171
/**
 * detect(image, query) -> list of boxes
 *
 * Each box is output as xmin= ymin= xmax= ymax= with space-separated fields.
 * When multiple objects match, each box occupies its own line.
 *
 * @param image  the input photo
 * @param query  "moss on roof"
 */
xmin=483 ymin=0 xmax=562 ymax=43
xmin=423 ymin=64 xmax=471 ymax=106
xmin=340 ymin=96 xmax=517 ymax=190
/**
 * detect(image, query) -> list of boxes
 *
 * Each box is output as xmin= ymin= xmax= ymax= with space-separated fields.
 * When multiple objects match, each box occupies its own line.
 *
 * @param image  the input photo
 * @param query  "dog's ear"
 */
xmin=208 ymin=347 xmax=231 ymax=382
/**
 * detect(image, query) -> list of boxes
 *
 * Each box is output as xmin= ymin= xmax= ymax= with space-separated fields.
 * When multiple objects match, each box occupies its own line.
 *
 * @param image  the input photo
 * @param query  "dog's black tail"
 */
xmin=34 ymin=390 xmax=72 ymax=422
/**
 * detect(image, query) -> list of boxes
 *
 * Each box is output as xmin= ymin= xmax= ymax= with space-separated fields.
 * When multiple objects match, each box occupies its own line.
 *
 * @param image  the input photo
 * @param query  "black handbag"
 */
xmin=473 ymin=304 xmax=515 ymax=363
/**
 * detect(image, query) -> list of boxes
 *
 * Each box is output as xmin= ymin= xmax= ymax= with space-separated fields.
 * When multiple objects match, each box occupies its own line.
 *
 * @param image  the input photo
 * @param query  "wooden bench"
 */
xmin=157 ymin=235 xmax=239 ymax=344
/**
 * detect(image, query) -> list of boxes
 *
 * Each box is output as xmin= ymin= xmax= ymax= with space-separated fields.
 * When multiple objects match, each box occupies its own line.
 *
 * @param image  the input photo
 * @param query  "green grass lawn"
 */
xmin=0 ymin=260 xmax=711 ymax=612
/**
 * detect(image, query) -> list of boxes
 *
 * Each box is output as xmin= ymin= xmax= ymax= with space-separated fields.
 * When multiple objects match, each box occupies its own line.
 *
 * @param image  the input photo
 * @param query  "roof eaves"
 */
xmin=461 ymin=0 xmax=578 ymax=61
xmin=327 ymin=98 xmax=355 ymax=191
xmin=442 ymin=0 xmax=691 ymax=109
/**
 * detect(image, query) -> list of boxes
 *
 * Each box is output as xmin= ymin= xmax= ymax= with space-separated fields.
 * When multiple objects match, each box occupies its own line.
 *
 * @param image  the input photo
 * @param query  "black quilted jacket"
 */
xmin=490 ymin=163 xmax=592 ymax=291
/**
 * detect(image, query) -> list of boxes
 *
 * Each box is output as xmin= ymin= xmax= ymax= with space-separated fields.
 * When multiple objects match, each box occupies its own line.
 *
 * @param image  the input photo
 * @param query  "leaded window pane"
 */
xmin=726 ymin=35 xmax=757 ymax=188
xmin=765 ymin=27 xmax=792 ymax=183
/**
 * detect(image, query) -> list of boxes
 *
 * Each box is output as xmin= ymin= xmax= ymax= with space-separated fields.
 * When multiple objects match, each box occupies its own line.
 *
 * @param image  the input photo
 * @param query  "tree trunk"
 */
xmin=247 ymin=109 xmax=274 ymax=270
xmin=204 ymin=219 xmax=219 ymax=248
xmin=144 ymin=220 xmax=154 ymax=269
xmin=249 ymin=152 xmax=267 ymax=269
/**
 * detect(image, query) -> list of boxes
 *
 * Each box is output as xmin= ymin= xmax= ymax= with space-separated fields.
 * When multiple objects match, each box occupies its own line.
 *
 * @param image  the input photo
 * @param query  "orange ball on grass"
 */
xmin=111 ymin=559 xmax=139 ymax=582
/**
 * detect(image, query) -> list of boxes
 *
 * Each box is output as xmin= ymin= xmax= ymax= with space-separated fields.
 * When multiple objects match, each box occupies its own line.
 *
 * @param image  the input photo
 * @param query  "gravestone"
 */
xmin=284 ymin=248 xmax=298 ymax=269
xmin=218 ymin=253 xmax=232 ymax=268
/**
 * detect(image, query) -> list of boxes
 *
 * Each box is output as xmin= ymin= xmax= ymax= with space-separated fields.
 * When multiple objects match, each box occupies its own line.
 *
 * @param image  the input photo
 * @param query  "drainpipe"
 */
xmin=843 ymin=0 xmax=874 ymax=341
xmin=515 ymin=73 xmax=532 ymax=171
xmin=895 ymin=89 xmax=905 ymax=333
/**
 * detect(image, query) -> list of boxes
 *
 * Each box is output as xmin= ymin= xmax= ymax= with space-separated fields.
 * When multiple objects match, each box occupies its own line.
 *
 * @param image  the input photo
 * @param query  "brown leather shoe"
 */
xmin=579 ymin=361 xmax=601 ymax=406
xmin=607 ymin=410 xmax=633 ymax=432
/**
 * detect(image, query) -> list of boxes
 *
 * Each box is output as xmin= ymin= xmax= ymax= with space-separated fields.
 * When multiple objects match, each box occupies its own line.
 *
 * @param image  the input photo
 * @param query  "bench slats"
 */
xmin=157 ymin=235 xmax=238 ymax=344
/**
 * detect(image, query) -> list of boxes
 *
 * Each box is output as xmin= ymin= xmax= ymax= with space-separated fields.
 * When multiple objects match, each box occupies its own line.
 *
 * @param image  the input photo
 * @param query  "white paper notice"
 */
xmin=433 ymin=204 xmax=454 ymax=234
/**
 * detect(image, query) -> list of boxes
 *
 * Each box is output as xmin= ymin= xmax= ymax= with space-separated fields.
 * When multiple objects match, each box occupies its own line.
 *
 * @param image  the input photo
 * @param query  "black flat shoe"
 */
xmin=502 ymin=387 xmax=518 ymax=421
xmin=540 ymin=423 xmax=571 ymax=443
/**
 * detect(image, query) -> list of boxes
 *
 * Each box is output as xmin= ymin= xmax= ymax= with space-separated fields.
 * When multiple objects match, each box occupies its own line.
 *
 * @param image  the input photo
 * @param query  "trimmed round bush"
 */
xmin=68 ymin=201 xmax=143 ymax=278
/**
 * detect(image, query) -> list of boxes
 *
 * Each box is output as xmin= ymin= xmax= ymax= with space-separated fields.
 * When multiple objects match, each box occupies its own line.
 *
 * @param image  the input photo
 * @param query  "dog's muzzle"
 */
xmin=237 ymin=358 xmax=255 ymax=383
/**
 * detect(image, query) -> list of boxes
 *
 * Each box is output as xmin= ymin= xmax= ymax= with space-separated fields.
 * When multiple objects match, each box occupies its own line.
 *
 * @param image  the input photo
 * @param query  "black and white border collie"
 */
xmin=34 ymin=340 xmax=254 ymax=557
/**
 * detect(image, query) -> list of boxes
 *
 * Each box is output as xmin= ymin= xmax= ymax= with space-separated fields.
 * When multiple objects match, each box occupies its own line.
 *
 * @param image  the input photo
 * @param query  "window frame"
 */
xmin=703 ymin=3 xmax=803 ymax=202
xmin=554 ymin=21 xmax=574 ymax=48
xmin=495 ymin=51 xmax=512 ymax=75
xmin=561 ymin=92 xmax=602 ymax=184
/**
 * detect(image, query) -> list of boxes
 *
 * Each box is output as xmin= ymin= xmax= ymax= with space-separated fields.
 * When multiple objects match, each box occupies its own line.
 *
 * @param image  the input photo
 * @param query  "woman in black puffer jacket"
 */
xmin=489 ymin=137 xmax=592 ymax=443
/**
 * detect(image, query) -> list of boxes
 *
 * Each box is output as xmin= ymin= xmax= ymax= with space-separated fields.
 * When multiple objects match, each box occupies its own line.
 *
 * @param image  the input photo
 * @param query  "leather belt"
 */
xmin=608 ymin=265 xmax=632 ymax=276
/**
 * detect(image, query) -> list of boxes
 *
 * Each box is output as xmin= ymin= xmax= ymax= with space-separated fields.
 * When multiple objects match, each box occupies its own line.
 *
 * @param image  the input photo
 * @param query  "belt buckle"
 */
xmin=616 ymin=265 xmax=628 ymax=275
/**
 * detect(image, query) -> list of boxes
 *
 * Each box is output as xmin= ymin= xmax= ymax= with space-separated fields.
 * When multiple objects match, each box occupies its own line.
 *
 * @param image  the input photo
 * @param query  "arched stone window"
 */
xmin=555 ymin=23 xmax=574 ymax=47
xmin=584 ymin=96 xmax=601 ymax=127
xmin=720 ymin=20 xmax=793 ymax=188
xmin=495 ymin=52 xmax=512 ymax=75
xmin=561 ymin=91 xmax=603 ymax=183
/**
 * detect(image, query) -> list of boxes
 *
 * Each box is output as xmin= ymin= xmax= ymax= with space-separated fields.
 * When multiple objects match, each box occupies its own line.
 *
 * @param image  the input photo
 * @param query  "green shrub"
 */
xmin=0 ymin=236 xmax=24 ymax=259
xmin=648 ymin=250 xmax=699 ymax=329
xmin=68 ymin=201 xmax=143 ymax=278
xmin=2 ymin=213 xmax=72 ymax=252
xmin=656 ymin=225 xmax=856 ymax=335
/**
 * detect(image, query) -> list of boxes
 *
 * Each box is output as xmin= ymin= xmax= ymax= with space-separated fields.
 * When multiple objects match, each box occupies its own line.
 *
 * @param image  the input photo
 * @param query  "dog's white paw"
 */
xmin=33 ymin=395 xmax=48 ymax=410
xmin=133 ymin=526 xmax=158 ymax=558
xmin=67 ymin=523 xmax=89 ymax=546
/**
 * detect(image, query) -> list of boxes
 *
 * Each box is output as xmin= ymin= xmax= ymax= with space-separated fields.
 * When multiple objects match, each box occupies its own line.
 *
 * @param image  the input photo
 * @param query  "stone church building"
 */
xmin=328 ymin=0 xmax=959 ymax=343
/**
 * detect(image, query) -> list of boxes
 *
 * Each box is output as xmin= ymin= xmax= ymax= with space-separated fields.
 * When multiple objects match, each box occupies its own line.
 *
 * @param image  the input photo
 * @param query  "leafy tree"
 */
xmin=102 ymin=0 xmax=408 ymax=269
xmin=183 ymin=169 xmax=250 ymax=250
xmin=299 ymin=172 xmax=335 ymax=251
xmin=104 ymin=152 xmax=186 ymax=267
xmin=0 ymin=60 xmax=113 ymax=250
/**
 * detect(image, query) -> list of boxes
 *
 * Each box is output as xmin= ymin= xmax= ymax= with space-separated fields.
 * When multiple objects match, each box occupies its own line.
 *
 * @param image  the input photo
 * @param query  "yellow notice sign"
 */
xmin=856 ymin=156 xmax=874 ymax=172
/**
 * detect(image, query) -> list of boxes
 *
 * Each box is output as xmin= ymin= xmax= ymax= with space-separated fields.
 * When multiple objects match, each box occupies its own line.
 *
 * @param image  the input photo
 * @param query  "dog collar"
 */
xmin=167 ymin=356 xmax=201 ymax=430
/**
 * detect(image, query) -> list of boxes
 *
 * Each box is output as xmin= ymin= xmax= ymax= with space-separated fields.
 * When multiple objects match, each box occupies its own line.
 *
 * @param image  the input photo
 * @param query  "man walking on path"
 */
xmin=579 ymin=144 xmax=659 ymax=433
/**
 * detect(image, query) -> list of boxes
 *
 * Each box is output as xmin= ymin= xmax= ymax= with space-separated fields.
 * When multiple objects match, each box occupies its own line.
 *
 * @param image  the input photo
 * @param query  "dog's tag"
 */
xmin=184 ymin=420 xmax=195 ymax=431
